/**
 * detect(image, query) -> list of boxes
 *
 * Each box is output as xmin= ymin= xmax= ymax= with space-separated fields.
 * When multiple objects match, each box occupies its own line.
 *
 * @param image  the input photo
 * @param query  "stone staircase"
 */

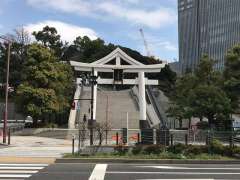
xmin=77 ymin=87 xmax=140 ymax=129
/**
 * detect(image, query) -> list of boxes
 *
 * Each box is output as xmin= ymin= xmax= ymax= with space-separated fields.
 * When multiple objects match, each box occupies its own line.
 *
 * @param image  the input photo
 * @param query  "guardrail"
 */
xmin=146 ymin=86 xmax=168 ymax=128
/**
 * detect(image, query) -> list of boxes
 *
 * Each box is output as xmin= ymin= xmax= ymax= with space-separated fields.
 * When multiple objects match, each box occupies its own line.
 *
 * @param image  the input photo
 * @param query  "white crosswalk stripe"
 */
xmin=0 ymin=163 xmax=48 ymax=179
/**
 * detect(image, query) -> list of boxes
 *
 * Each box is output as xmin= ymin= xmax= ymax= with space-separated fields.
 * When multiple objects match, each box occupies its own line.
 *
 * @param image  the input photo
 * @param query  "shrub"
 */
xmin=168 ymin=143 xmax=186 ymax=154
xmin=43 ymin=122 xmax=58 ymax=128
xmin=143 ymin=145 xmax=164 ymax=155
xmin=232 ymin=146 xmax=240 ymax=154
xmin=114 ymin=145 xmax=129 ymax=155
xmin=159 ymin=151 xmax=185 ymax=159
xmin=210 ymin=139 xmax=224 ymax=155
xmin=227 ymin=146 xmax=240 ymax=157
xmin=185 ymin=145 xmax=208 ymax=155
xmin=132 ymin=145 xmax=143 ymax=155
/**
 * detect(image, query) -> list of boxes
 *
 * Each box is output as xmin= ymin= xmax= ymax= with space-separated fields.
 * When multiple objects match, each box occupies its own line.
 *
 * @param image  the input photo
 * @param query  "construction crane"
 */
xmin=139 ymin=28 xmax=151 ymax=57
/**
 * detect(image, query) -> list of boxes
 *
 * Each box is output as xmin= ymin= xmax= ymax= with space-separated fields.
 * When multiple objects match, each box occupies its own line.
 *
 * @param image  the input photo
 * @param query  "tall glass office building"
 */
xmin=178 ymin=0 xmax=240 ymax=72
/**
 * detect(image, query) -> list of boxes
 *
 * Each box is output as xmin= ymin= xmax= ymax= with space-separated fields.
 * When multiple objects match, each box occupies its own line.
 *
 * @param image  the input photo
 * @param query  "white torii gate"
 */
xmin=70 ymin=47 xmax=166 ymax=129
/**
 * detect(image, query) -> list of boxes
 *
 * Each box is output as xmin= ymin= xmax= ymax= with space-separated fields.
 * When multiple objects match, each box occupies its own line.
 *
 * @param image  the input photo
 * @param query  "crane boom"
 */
xmin=139 ymin=28 xmax=151 ymax=57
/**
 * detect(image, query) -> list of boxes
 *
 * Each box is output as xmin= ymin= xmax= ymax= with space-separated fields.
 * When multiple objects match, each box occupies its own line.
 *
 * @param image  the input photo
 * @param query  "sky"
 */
xmin=0 ymin=0 xmax=178 ymax=62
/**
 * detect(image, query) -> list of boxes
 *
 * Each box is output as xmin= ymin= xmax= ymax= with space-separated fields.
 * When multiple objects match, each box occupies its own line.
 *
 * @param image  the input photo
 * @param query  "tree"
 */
xmin=189 ymin=85 xmax=232 ymax=129
xmin=0 ymin=28 xmax=31 ymax=97
xmin=168 ymin=55 xmax=232 ymax=130
xmin=16 ymin=43 xmax=74 ymax=126
xmin=33 ymin=26 xmax=64 ymax=58
xmin=224 ymin=45 xmax=240 ymax=112
xmin=157 ymin=65 xmax=177 ymax=96
xmin=167 ymin=73 xmax=197 ymax=128
xmin=63 ymin=35 xmax=158 ymax=64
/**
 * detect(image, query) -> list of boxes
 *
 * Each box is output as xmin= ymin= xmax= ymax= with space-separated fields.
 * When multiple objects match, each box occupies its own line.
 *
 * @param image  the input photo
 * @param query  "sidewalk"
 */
xmin=0 ymin=157 xmax=55 ymax=164
xmin=0 ymin=136 xmax=72 ymax=158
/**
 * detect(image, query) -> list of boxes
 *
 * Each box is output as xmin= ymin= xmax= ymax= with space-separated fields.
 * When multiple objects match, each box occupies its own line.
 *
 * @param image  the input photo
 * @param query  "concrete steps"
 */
xmin=77 ymin=87 xmax=139 ymax=129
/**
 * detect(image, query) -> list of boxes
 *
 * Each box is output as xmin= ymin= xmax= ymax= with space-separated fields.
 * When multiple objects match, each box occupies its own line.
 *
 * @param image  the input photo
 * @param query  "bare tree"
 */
xmin=13 ymin=27 xmax=31 ymax=45
xmin=78 ymin=121 xmax=87 ymax=154
xmin=95 ymin=121 xmax=112 ymax=146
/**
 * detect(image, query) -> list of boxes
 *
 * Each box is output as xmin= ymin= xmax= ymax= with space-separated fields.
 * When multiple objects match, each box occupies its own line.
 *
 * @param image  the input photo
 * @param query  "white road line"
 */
xmin=107 ymin=171 xmax=240 ymax=175
xmin=0 ymin=167 xmax=44 ymax=170
xmin=137 ymin=166 xmax=240 ymax=170
xmin=0 ymin=164 xmax=48 ymax=166
xmin=0 ymin=174 xmax=31 ymax=178
xmin=0 ymin=170 xmax=38 ymax=173
xmin=89 ymin=164 xmax=108 ymax=180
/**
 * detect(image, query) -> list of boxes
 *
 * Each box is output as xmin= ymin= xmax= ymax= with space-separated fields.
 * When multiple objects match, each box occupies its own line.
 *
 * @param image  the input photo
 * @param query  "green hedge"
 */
xmin=130 ymin=140 xmax=240 ymax=158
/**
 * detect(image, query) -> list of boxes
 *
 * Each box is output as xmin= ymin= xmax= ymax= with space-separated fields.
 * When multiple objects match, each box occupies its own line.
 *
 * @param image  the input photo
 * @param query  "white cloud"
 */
xmin=128 ymin=32 xmax=177 ymax=52
xmin=24 ymin=20 xmax=98 ymax=43
xmin=26 ymin=0 xmax=177 ymax=29
xmin=155 ymin=41 xmax=177 ymax=51
xmin=121 ymin=0 xmax=140 ymax=4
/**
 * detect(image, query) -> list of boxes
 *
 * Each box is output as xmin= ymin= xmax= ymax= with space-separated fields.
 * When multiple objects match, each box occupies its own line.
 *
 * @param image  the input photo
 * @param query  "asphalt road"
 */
xmin=27 ymin=163 xmax=240 ymax=180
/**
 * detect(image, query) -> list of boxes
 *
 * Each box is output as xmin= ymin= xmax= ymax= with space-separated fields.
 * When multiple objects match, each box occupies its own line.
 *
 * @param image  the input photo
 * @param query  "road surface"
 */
xmin=27 ymin=163 xmax=240 ymax=180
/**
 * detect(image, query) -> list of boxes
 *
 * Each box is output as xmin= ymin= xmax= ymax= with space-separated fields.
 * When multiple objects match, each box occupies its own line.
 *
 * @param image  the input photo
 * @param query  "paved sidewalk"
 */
xmin=0 ymin=157 xmax=55 ymax=164
xmin=0 ymin=136 xmax=72 ymax=158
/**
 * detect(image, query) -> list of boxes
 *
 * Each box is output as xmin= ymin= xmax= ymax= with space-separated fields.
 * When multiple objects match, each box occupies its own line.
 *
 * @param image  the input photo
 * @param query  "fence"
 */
xmin=7 ymin=127 xmax=240 ymax=148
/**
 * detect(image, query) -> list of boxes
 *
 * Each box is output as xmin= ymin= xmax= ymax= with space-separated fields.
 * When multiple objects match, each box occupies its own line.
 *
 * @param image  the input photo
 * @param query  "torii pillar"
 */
xmin=138 ymin=71 xmax=148 ymax=129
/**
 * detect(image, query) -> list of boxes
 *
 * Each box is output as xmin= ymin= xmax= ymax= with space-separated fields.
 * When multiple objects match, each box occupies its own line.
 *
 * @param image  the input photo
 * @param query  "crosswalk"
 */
xmin=0 ymin=163 xmax=48 ymax=179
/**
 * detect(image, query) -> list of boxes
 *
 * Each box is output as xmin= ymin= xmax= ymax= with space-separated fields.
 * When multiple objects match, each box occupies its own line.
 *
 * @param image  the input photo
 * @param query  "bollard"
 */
xmin=72 ymin=136 xmax=75 ymax=155
xmin=153 ymin=129 xmax=156 ymax=145
xmin=185 ymin=134 xmax=188 ymax=145
xmin=8 ymin=129 xmax=10 ymax=145
xmin=229 ymin=135 xmax=233 ymax=148
xmin=116 ymin=132 xmax=119 ymax=145
xmin=137 ymin=133 xmax=140 ymax=144
xmin=105 ymin=131 xmax=108 ymax=145
xmin=170 ymin=134 xmax=173 ymax=146
xmin=99 ymin=133 xmax=102 ymax=146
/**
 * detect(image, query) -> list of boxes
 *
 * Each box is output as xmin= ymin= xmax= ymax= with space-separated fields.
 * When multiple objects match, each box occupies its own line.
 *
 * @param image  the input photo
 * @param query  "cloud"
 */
xmin=120 ymin=0 xmax=140 ymax=4
xmin=24 ymin=20 xmax=98 ymax=43
xmin=154 ymin=41 xmax=177 ymax=51
xmin=128 ymin=32 xmax=177 ymax=52
xmin=26 ymin=0 xmax=177 ymax=29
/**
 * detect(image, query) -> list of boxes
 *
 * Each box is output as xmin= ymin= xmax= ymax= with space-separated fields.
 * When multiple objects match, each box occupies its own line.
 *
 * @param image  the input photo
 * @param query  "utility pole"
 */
xmin=126 ymin=112 xmax=129 ymax=146
xmin=0 ymin=36 xmax=11 ymax=144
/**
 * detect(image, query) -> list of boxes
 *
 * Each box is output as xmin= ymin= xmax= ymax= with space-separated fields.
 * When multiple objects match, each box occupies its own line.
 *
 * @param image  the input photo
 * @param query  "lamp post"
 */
xmin=0 ymin=36 xmax=11 ymax=144
xmin=89 ymin=67 xmax=97 ymax=145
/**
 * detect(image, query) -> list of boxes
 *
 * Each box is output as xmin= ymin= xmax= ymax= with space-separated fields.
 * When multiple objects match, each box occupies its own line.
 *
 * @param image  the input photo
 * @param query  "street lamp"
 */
xmin=0 ymin=36 xmax=12 ymax=144
xmin=89 ymin=68 xmax=97 ymax=145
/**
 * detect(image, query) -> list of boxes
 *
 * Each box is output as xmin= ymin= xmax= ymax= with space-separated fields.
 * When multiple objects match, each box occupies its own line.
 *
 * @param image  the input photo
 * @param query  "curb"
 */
xmin=55 ymin=158 xmax=240 ymax=164
xmin=0 ymin=143 xmax=9 ymax=147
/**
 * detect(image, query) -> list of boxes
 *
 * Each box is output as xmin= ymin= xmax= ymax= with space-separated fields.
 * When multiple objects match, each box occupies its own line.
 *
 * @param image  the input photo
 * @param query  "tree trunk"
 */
xmin=179 ymin=119 xmax=183 ymax=129
xmin=208 ymin=115 xmax=214 ymax=129
xmin=188 ymin=118 xmax=191 ymax=129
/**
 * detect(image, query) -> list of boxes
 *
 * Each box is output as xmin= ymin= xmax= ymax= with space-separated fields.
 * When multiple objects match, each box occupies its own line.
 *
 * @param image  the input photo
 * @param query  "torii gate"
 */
xmin=70 ymin=47 xmax=166 ymax=129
